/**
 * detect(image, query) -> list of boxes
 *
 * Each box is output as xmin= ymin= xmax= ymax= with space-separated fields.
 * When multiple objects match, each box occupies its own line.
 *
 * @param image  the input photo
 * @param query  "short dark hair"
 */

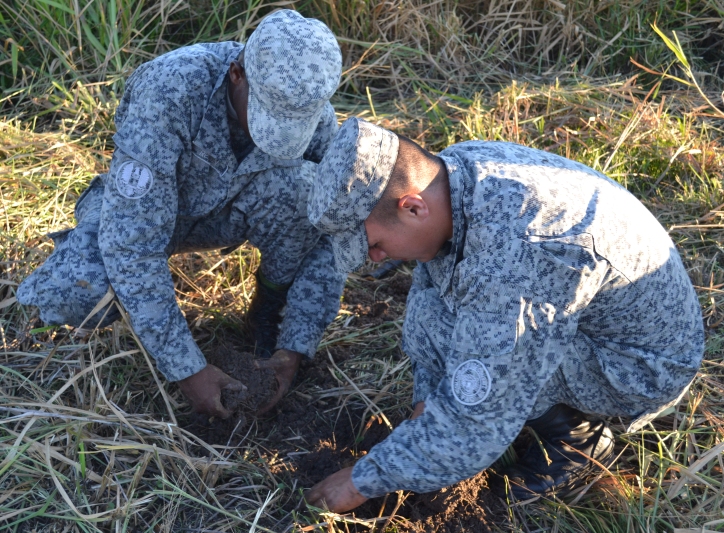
xmin=369 ymin=135 xmax=441 ymax=224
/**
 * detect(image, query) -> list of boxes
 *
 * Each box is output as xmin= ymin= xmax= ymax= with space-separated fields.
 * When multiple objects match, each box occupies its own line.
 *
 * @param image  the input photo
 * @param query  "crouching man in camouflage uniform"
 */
xmin=17 ymin=10 xmax=347 ymax=419
xmin=305 ymin=118 xmax=704 ymax=510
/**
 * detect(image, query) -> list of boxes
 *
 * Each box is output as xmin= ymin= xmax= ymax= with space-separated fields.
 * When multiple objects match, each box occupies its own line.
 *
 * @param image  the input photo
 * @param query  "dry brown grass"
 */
xmin=2 ymin=0 xmax=724 ymax=531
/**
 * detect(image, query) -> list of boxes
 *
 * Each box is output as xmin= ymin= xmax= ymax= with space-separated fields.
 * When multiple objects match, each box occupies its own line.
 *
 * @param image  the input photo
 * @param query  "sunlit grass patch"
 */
xmin=1 ymin=0 xmax=724 ymax=531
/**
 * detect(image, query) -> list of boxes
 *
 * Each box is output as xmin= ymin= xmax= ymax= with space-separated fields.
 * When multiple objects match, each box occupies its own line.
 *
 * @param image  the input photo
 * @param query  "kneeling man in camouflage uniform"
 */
xmin=18 ymin=10 xmax=346 ymax=418
xmin=305 ymin=118 xmax=704 ymax=510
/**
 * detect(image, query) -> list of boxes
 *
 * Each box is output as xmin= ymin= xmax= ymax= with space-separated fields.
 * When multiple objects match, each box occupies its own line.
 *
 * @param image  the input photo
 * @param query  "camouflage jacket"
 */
xmin=352 ymin=141 xmax=704 ymax=497
xmin=100 ymin=42 xmax=340 ymax=381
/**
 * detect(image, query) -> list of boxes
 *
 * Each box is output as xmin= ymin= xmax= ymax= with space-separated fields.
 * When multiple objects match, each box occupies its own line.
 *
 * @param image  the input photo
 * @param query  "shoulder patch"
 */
xmin=115 ymin=161 xmax=154 ymax=199
xmin=452 ymin=359 xmax=492 ymax=406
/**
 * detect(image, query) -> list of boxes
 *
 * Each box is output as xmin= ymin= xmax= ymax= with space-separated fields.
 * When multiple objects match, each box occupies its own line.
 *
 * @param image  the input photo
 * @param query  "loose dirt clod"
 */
xmin=210 ymin=344 xmax=278 ymax=412
xmin=405 ymin=473 xmax=500 ymax=533
xmin=187 ymin=341 xmax=278 ymax=443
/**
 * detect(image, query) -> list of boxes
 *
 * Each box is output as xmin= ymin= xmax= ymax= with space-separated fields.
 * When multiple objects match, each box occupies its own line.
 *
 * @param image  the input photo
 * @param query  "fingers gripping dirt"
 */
xmin=254 ymin=349 xmax=303 ymax=414
xmin=215 ymin=348 xmax=278 ymax=413
xmin=195 ymin=344 xmax=302 ymax=436
xmin=305 ymin=467 xmax=368 ymax=513
xmin=177 ymin=363 xmax=246 ymax=419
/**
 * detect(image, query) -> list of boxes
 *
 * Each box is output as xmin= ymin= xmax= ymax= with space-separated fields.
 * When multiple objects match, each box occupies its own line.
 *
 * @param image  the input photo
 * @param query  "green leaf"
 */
xmin=11 ymin=40 xmax=18 ymax=79
xmin=29 ymin=325 xmax=58 ymax=334
xmin=81 ymin=20 xmax=106 ymax=56
xmin=78 ymin=440 xmax=87 ymax=479
xmin=35 ymin=0 xmax=74 ymax=14
xmin=651 ymin=23 xmax=691 ymax=70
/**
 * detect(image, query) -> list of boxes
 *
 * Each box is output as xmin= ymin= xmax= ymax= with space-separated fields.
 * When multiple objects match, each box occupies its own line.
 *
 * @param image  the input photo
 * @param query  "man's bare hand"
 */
xmin=411 ymin=401 xmax=426 ymax=420
xmin=177 ymin=364 xmax=245 ymax=419
xmin=254 ymin=349 xmax=303 ymax=414
xmin=305 ymin=467 xmax=368 ymax=513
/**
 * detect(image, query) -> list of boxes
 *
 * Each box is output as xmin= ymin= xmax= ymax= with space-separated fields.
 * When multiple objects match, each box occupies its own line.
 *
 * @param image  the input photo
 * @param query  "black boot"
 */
xmin=490 ymin=404 xmax=614 ymax=499
xmin=245 ymin=272 xmax=289 ymax=359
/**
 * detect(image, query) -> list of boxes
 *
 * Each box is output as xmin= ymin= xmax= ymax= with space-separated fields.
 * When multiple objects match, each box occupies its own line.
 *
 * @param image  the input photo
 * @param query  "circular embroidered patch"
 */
xmin=115 ymin=161 xmax=154 ymax=199
xmin=452 ymin=359 xmax=492 ymax=406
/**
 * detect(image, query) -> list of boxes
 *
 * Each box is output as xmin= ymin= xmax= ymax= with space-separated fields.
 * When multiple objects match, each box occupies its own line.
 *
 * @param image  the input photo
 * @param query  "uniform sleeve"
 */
xmin=235 ymin=161 xmax=345 ymax=358
xmin=405 ymin=264 xmax=445 ymax=405
xmin=411 ymin=363 xmax=440 ymax=406
xmin=352 ymin=237 xmax=607 ymax=497
xmin=277 ymin=233 xmax=346 ymax=357
xmin=98 ymin=86 xmax=207 ymax=382
xmin=302 ymin=102 xmax=338 ymax=164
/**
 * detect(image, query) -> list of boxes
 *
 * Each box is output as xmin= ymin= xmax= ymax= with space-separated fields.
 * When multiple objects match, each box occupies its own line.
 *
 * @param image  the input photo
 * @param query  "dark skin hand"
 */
xmin=305 ymin=467 xmax=368 ymax=513
xmin=305 ymin=402 xmax=427 ymax=512
xmin=176 ymin=60 xmax=293 ymax=418
xmin=178 ymin=364 xmax=245 ymax=419
xmin=255 ymin=349 xmax=303 ymax=414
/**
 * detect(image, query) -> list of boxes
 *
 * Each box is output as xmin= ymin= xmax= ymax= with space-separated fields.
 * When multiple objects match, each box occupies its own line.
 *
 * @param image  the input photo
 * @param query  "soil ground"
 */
xmin=183 ymin=265 xmax=507 ymax=532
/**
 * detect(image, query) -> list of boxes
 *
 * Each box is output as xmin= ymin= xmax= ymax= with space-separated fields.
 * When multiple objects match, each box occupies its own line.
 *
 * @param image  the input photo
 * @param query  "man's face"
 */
xmin=364 ymin=214 xmax=441 ymax=264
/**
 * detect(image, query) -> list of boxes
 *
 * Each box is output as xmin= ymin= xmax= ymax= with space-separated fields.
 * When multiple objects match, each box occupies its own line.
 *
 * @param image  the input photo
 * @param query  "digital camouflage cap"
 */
xmin=308 ymin=117 xmax=399 ymax=273
xmin=245 ymin=10 xmax=342 ymax=160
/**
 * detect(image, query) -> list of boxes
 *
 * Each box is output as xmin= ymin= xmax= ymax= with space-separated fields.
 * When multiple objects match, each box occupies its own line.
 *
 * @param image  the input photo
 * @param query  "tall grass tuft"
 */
xmin=1 ymin=0 xmax=723 ymax=531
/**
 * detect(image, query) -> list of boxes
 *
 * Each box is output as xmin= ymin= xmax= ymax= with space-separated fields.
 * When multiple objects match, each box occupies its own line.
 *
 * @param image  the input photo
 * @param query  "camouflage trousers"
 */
xmin=403 ymin=287 xmax=698 ymax=432
xmin=17 ymin=176 xmax=320 ymax=331
xmin=18 ymin=179 xmax=119 ymax=328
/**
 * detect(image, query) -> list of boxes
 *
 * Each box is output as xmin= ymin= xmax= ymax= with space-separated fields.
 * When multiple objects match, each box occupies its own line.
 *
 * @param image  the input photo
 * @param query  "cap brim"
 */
xmin=329 ymin=223 xmax=369 ymax=274
xmin=247 ymin=86 xmax=323 ymax=160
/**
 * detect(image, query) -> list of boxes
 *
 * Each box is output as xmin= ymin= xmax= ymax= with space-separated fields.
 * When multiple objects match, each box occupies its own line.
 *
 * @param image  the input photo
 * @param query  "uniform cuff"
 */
xmin=154 ymin=340 xmax=207 ymax=382
xmin=276 ymin=326 xmax=317 ymax=359
xmin=351 ymin=455 xmax=397 ymax=499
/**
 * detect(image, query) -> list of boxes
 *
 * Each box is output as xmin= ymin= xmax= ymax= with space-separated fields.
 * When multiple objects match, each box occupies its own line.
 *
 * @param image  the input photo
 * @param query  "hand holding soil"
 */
xmin=255 ymin=349 xmax=303 ymax=414
xmin=177 ymin=363 xmax=246 ymax=419
xmin=305 ymin=467 xmax=368 ymax=513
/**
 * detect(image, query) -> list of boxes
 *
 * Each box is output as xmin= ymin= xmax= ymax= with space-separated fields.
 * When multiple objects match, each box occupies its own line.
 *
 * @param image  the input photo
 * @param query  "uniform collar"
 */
xmin=421 ymin=154 xmax=466 ymax=306
xmin=191 ymin=69 xmax=238 ymax=176
xmin=443 ymin=154 xmax=466 ymax=259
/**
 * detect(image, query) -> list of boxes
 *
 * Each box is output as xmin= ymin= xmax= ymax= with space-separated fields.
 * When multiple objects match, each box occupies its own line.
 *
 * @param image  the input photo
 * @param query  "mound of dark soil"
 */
xmin=213 ymin=344 xmax=278 ymax=412
xmin=184 ymin=266 xmax=506 ymax=531
xmin=342 ymin=269 xmax=412 ymax=329
xmin=186 ymin=341 xmax=278 ymax=443
xmin=402 ymin=474 xmax=501 ymax=533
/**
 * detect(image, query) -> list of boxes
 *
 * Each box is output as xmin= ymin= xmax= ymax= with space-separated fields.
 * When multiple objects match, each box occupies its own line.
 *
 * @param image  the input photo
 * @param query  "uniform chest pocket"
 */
xmin=177 ymin=148 xmax=229 ymax=217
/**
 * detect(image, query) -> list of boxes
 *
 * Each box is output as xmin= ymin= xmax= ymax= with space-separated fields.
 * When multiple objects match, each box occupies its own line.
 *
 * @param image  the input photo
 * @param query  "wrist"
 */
xmin=178 ymin=363 xmax=207 ymax=387
xmin=351 ymin=455 xmax=390 ymax=499
xmin=275 ymin=349 xmax=303 ymax=364
xmin=164 ymin=355 xmax=207 ymax=383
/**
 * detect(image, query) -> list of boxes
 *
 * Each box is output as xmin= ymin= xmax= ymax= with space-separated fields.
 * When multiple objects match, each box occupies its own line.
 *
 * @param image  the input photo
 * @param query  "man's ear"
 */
xmin=229 ymin=60 xmax=244 ymax=84
xmin=398 ymin=194 xmax=429 ymax=220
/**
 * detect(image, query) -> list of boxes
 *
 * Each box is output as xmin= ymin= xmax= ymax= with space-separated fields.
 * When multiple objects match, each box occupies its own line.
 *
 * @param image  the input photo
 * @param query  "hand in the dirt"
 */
xmin=254 ymin=349 xmax=303 ymax=414
xmin=177 ymin=364 xmax=245 ymax=419
xmin=305 ymin=467 xmax=368 ymax=513
xmin=411 ymin=401 xmax=426 ymax=420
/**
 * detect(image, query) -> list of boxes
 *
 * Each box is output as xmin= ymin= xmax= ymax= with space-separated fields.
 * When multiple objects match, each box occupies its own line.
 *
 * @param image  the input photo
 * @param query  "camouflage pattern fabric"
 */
xmin=309 ymin=117 xmax=399 ymax=273
xmin=16 ymin=179 xmax=120 ymax=329
xmin=330 ymin=138 xmax=703 ymax=498
xmin=244 ymin=10 xmax=342 ymax=160
xmin=17 ymin=41 xmax=345 ymax=382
